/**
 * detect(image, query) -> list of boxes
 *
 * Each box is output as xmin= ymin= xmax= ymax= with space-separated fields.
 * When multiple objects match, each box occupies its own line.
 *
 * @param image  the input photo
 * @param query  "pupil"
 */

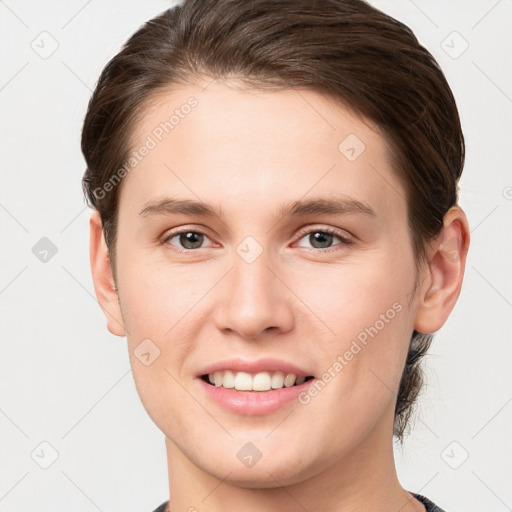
xmin=180 ymin=232 xmax=203 ymax=249
xmin=310 ymin=232 xmax=332 ymax=249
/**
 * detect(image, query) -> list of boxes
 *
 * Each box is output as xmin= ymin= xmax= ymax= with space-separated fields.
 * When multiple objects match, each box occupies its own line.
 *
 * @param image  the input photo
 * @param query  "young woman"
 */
xmin=82 ymin=1 xmax=470 ymax=510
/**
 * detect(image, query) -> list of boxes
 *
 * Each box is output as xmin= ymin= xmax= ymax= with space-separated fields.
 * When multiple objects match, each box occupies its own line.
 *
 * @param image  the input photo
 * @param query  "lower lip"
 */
xmin=196 ymin=377 xmax=315 ymax=415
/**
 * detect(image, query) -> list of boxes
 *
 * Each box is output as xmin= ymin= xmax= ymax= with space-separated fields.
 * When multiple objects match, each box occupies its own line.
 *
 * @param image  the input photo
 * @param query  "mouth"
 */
xmin=195 ymin=357 xmax=316 ymax=414
xmin=200 ymin=371 xmax=315 ymax=391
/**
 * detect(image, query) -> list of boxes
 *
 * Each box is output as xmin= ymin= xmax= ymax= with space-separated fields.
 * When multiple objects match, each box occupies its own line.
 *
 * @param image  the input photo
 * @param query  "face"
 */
xmin=111 ymin=80 xmax=422 ymax=485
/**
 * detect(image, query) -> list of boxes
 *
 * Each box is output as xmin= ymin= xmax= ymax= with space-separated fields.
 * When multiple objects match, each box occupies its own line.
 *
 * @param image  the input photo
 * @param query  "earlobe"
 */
xmin=414 ymin=206 xmax=470 ymax=334
xmin=89 ymin=211 xmax=126 ymax=337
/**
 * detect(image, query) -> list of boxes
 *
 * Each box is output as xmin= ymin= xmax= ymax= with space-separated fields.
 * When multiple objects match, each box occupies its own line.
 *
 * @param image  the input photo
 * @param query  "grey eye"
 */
xmin=168 ymin=231 xmax=209 ymax=250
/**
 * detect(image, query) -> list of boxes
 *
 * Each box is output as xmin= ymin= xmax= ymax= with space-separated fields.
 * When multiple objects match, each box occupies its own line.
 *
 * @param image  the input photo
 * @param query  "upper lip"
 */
xmin=197 ymin=357 xmax=314 ymax=378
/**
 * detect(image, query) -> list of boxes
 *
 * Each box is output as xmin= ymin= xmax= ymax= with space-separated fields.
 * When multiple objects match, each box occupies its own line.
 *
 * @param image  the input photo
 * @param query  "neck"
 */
xmin=164 ymin=413 xmax=424 ymax=512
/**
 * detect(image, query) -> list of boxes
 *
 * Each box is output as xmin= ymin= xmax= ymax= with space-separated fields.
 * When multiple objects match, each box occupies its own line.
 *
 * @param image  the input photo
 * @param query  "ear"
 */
xmin=89 ymin=211 xmax=126 ymax=337
xmin=414 ymin=206 xmax=470 ymax=334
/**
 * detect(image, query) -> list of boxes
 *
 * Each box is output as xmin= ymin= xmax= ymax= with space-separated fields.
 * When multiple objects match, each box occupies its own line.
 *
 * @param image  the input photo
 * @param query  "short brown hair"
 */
xmin=81 ymin=0 xmax=465 ymax=441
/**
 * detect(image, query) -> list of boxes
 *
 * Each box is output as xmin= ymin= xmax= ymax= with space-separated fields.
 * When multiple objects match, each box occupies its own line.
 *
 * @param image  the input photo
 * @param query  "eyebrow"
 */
xmin=139 ymin=196 xmax=376 ymax=219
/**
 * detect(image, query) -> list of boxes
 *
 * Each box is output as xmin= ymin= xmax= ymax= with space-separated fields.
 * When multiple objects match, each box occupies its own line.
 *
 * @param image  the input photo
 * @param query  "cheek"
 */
xmin=116 ymin=246 xmax=205 ymax=339
xmin=128 ymin=355 xmax=204 ymax=445
xmin=115 ymin=250 xmax=202 ymax=410
xmin=291 ymin=249 xmax=416 ymax=401
xmin=291 ymin=250 xmax=415 ymax=341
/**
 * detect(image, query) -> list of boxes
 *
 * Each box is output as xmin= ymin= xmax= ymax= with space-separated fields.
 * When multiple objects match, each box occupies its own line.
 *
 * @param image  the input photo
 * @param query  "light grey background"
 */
xmin=1 ymin=1 xmax=511 ymax=511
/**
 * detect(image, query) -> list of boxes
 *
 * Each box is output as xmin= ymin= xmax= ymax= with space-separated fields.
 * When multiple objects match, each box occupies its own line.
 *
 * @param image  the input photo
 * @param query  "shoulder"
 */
xmin=412 ymin=493 xmax=447 ymax=512
xmin=150 ymin=501 xmax=168 ymax=512
xmin=150 ymin=496 xmax=447 ymax=512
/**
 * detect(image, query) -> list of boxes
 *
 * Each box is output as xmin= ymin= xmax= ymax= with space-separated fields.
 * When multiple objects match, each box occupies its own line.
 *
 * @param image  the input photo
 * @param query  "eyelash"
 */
xmin=160 ymin=226 xmax=354 ymax=253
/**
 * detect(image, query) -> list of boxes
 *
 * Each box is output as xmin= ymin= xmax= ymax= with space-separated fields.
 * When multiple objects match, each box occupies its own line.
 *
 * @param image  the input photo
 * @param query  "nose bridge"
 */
xmin=233 ymin=241 xmax=273 ymax=299
xmin=213 ymin=236 xmax=294 ymax=339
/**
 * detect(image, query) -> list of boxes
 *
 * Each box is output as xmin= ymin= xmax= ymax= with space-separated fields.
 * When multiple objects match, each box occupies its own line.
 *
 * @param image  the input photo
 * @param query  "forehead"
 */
xmin=120 ymin=80 xmax=406 ymax=223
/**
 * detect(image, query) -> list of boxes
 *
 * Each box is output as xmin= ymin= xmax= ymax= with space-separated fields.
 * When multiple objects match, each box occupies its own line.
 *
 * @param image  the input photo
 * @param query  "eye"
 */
xmin=295 ymin=227 xmax=353 ymax=251
xmin=161 ymin=226 xmax=353 ymax=253
xmin=162 ymin=229 xmax=215 ymax=251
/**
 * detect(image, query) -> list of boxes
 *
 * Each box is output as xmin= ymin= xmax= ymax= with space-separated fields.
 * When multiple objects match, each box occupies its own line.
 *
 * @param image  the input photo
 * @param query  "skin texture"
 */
xmin=89 ymin=80 xmax=469 ymax=511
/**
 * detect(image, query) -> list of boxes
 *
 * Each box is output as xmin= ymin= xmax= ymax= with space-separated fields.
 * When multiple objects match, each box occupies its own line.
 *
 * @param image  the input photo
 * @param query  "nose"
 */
xmin=213 ymin=248 xmax=295 ymax=341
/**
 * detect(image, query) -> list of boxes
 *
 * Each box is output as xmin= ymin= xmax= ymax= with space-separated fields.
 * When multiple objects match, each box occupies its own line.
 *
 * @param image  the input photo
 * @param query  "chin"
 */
xmin=196 ymin=445 xmax=318 ymax=489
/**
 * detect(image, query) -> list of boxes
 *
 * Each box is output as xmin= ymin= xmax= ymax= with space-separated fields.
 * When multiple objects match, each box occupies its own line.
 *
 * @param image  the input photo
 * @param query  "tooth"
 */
xmin=252 ymin=372 xmax=272 ymax=391
xmin=234 ymin=371 xmax=253 ymax=391
xmin=214 ymin=371 xmax=223 ymax=387
xmin=271 ymin=371 xmax=285 ymax=389
xmin=207 ymin=370 xmax=306 ymax=390
xmin=223 ymin=370 xmax=235 ymax=388
xmin=283 ymin=374 xmax=296 ymax=387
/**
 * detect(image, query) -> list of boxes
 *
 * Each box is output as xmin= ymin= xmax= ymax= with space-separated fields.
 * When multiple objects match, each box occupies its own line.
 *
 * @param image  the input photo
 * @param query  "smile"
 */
xmin=202 ymin=370 xmax=315 ymax=391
